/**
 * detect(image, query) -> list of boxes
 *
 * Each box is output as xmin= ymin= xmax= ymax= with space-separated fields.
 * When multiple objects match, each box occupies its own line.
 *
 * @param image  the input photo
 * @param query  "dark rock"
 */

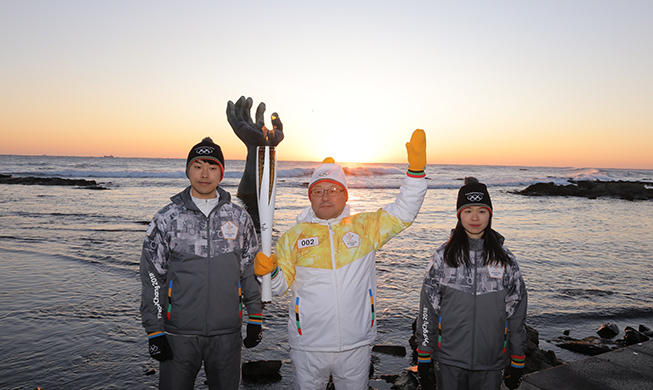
xmin=639 ymin=324 xmax=652 ymax=336
xmin=369 ymin=378 xmax=395 ymax=390
xmin=624 ymin=327 xmax=650 ymax=345
xmin=372 ymin=344 xmax=407 ymax=357
xmin=241 ymin=360 xmax=282 ymax=382
xmin=563 ymin=330 xmax=571 ymax=336
xmin=556 ymin=336 xmax=614 ymax=356
xmin=379 ymin=374 xmax=399 ymax=383
xmin=392 ymin=367 xmax=420 ymax=390
xmin=143 ymin=368 xmax=156 ymax=376
xmin=514 ymin=180 xmax=653 ymax=201
xmin=525 ymin=325 xmax=564 ymax=373
xmin=597 ymin=323 xmax=619 ymax=339
xmin=0 ymin=175 xmax=108 ymax=189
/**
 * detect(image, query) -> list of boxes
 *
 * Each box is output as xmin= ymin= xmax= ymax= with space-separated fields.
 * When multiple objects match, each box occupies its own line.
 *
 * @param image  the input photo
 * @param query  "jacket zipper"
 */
xmin=471 ymin=250 xmax=478 ymax=371
xmin=204 ymin=199 xmax=226 ymax=334
xmin=328 ymin=222 xmax=342 ymax=350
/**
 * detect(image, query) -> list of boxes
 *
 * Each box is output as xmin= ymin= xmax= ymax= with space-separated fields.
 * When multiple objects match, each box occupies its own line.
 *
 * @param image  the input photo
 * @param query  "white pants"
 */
xmin=290 ymin=345 xmax=372 ymax=390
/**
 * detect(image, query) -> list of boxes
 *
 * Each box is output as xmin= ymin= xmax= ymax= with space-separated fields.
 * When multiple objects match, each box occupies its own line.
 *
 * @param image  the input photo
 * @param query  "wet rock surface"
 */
xmin=0 ymin=174 xmax=108 ymax=189
xmin=553 ymin=323 xmax=653 ymax=356
xmin=514 ymin=180 xmax=653 ymax=200
xmin=596 ymin=322 xmax=620 ymax=339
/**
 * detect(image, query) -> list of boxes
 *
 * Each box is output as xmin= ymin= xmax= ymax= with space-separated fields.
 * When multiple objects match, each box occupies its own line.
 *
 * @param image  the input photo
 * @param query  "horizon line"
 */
xmin=1 ymin=153 xmax=651 ymax=171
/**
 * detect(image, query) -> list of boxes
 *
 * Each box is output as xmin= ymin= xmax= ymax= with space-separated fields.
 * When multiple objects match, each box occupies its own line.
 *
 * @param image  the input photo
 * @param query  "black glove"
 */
xmin=226 ymin=96 xmax=284 ymax=147
xmin=503 ymin=366 xmax=524 ymax=390
xmin=243 ymin=323 xmax=262 ymax=348
xmin=417 ymin=361 xmax=435 ymax=390
xmin=148 ymin=332 xmax=173 ymax=361
xmin=416 ymin=348 xmax=435 ymax=390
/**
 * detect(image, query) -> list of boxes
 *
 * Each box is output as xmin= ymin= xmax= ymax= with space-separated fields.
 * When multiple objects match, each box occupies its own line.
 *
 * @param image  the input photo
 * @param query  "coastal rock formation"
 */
xmin=372 ymin=344 xmax=407 ymax=357
xmin=523 ymin=325 xmax=565 ymax=373
xmin=624 ymin=326 xmax=651 ymax=345
xmin=0 ymin=174 xmax=108 ymax=189
xmin=554 ymin=323 xmax=653 ymax=355
xmin=597 ymin=322 xmax=619 ymax=339
xmin=554 ymin=336 xmax=614 ymax=356
xmin=515 ymin=180 xmax=653 ymax=201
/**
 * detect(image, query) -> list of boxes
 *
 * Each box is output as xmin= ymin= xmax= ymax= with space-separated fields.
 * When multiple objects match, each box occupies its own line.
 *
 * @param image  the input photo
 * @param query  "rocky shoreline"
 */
xmin=513 ymin=180 xmax=653 ymax=201
xmin=0 ymin=174 xmax=108 ymax=189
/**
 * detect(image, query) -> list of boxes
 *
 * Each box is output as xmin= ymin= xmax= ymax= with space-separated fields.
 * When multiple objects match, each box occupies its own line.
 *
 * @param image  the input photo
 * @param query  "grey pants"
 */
xmin=436 ymin=362 xmax=503 ymax=390
xmin=159 ymin=332 xmax=242 ymax=390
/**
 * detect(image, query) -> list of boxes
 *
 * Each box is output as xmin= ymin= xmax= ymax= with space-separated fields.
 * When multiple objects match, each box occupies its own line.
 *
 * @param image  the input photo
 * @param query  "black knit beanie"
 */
xmin=186 ymin=137 xmax=225 ymax=180
xmin=456 ymin=177 xmax=492 ymax=216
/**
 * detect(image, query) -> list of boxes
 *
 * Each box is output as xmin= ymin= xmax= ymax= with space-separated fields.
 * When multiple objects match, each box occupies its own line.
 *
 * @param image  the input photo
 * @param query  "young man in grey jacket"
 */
xmin=140 ymin=137 xmax=263 ymax=390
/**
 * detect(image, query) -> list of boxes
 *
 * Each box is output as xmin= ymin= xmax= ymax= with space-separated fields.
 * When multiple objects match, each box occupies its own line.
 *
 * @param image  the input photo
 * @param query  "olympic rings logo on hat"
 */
xmin=195 ymin=146 xmax=215 ymax=155
xmin=466 ymin=192 xmax=485 ymax=202
xmin=315 ymin=170 xmax=332 ymax=179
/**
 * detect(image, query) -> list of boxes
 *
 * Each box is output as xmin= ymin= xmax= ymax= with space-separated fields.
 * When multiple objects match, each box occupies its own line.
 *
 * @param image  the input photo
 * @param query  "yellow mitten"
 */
xmin=406 ymin=129 xmax=427 ymax=172
xmin=254 ymin=252 xmax=278 ymax=276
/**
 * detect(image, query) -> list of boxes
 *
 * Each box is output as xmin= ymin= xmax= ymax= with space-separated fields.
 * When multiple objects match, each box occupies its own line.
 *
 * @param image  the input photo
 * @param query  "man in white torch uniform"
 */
xmin=255 ymin=129 xmax=428 ymax=390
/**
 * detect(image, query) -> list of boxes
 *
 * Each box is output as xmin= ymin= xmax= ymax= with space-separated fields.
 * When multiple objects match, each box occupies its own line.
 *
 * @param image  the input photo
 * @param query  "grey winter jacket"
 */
xmin=140 ymin=186 xmax=262 ymax=336
xmin=415 ymin=235 xmax=527 ymax=370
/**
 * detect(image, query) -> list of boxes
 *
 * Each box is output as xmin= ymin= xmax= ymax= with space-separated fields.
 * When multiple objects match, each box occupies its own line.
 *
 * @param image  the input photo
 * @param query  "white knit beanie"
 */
xmin=308 ymin=157 xmax=348 ymax=200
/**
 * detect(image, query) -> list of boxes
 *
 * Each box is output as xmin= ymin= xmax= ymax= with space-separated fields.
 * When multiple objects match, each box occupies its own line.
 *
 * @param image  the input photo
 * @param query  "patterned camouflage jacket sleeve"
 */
xmin=505 ymin=247 xmax=528 ymax=359
xmin=415 ymin=246 xmax=445 ymax=355
xmin=139 ymin=206 xmax=173 ymax=334
xmin=239 ymin=209 xmax=263 ymax=317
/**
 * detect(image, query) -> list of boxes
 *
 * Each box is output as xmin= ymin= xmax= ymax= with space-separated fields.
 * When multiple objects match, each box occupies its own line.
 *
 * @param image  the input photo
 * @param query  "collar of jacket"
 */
xmin=296 ymin=204 xmax=351 ymax=225
xmin=468 ymin=230 xmax=505 ymax=251
xmin=172 ymin=186 xmax=231 ymax=213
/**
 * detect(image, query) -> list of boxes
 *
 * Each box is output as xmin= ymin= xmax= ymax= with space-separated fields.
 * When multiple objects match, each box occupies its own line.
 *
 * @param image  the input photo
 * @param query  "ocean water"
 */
xmin=1 ymin=154 xmax=652 ymax=390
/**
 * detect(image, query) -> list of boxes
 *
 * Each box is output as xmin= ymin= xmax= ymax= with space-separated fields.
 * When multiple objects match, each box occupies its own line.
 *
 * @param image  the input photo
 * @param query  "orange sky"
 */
xmin=1 ymin=1 xmax=652 ymax=169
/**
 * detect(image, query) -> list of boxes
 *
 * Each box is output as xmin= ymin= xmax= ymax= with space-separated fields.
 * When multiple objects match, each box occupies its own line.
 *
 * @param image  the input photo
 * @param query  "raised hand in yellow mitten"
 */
xmin=255 ymin=252 xmax=278 ymax=276
xmin=406 ymin=129 xmax=427 ymax=173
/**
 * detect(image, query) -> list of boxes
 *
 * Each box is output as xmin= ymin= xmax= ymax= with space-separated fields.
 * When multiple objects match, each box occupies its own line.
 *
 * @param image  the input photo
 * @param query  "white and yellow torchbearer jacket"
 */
xmin=270 ymin=174 xmax=427 ymax=352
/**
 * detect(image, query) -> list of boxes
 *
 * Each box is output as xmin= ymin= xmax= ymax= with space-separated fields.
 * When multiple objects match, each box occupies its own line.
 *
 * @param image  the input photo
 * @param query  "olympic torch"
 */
xmin=256 ymin=145 xmax=276 ymax=303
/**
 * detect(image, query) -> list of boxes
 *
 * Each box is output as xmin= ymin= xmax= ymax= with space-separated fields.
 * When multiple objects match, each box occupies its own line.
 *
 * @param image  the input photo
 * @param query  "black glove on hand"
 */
xmin=226 ymin=96 xmax=284 ymax=147
xmin=503 ymin=366 xmax=524 ymax=390
xmin=417 ymin=361 xmax=435 ymax=390
xmin=148 ymin=332 xmax=173 ymax=361
xmin=243 ymin=323 xmax=262 ymax=348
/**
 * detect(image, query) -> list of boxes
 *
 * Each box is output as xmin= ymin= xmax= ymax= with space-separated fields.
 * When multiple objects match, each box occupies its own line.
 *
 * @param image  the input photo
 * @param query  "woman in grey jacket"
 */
xmin=415 ymin=177 xmax=527 ymax=390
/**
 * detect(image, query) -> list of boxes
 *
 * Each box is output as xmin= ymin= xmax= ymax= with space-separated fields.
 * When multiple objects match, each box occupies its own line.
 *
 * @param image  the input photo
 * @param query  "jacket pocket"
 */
xmin=206 ymin=251 xmax=242 ymax=332
xmin=165 ymin=253 xmax=208 ymax=332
